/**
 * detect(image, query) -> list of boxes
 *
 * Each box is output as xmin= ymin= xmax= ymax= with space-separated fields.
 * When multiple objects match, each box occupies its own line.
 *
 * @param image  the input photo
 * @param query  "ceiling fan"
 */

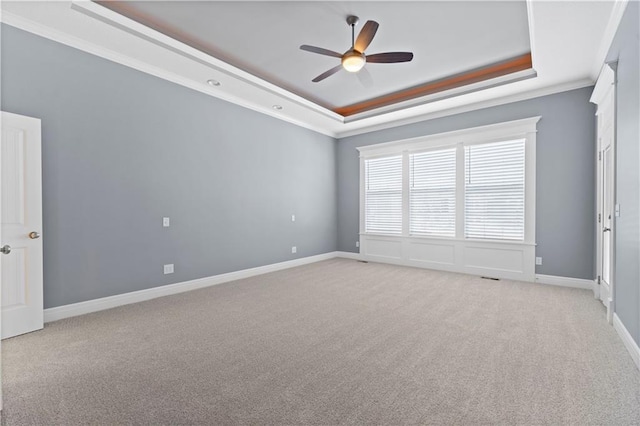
xmin=300 ymin=15 xmax=414 ymax=83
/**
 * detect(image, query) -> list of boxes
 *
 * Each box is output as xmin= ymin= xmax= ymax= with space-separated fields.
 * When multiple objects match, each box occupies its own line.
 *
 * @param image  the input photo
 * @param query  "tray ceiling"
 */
xmin=0 ymin=1 xmax=622 ymax=137
xmin=97 ymin=1 xmax=532 ymax=115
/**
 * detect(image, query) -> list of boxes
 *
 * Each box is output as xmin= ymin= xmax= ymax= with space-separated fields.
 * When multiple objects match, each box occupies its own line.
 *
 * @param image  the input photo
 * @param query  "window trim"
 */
xmin=357 ymin=116 xmax=541 ymax=281
xmin=358 ymin=117 xmax=539 ymax=255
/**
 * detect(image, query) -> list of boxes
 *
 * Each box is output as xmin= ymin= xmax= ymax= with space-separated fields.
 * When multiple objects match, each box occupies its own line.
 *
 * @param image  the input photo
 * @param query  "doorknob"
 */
xmin=0 ymin=245 xmax=11 ymax=255
xmin=29 ymin=231 xmax=41 ymax=239
xmin=603 ymin=227 xmax=611 ymax=232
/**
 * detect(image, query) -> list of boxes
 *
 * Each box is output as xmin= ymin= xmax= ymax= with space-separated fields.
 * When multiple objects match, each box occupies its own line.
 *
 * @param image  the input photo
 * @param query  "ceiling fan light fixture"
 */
xmin=342 ymin=51 xmax=366 ymax=73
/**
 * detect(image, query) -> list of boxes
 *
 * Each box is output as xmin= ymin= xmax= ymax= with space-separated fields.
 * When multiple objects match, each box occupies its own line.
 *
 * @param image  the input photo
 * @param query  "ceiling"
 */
xmin=96 ymin=1 xmax=532 ymax=113
xmin=0 ymin=1 xmax=626 ymax=137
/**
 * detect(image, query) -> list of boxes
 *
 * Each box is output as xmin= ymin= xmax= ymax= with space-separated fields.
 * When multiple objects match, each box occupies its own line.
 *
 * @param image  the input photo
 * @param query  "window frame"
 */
xmin=363 ymin=154 xmax=404 ymax=235
xmin=358 ymin=117 xmax=538 ymax=246
xmin=463 ymin=138 xmax=526 ymax=241
xmin=408 ymin=146 xmax=458 ymax=238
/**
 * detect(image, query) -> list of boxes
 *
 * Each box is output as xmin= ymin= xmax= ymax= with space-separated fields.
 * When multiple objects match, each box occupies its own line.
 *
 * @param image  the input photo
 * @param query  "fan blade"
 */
xmin=357 ymin=67 xmax=373 ymax=88
xmin=366 ymin=52 xmax=414 ymax=63
xmin=354 ymin=20 xmax=379 ymax=53
xmin=300 ymin=45 xmax=343 ymax=58
xmin=312 ymin=64 xmax=343 ymax=82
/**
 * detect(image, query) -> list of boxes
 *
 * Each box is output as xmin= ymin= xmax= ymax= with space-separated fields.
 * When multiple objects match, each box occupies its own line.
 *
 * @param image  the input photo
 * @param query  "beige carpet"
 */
xmin=2 ymin=258 xmax=640 ymax=425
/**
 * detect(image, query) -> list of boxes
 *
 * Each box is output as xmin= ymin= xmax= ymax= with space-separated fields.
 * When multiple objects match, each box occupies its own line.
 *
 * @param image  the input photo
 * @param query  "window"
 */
xmin=410 ymin=148 xmax=456 ymax=237
xmin=359 ymin=118 xmax=537 ymax=245
xmin=364 ymin=155 xmax=402 ymax=234
xmin=357 ymin=117 xmax=538 ymax=281
xmin=363 ymin=140 xmax=527 ymax=241
xmin=464 ymin=139 xmax=525 ymax=240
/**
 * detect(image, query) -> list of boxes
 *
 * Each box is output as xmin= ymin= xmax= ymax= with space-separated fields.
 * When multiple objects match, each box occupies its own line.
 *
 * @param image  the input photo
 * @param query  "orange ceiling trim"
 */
xmin=335 ymin=53 xmax=533 ymax=117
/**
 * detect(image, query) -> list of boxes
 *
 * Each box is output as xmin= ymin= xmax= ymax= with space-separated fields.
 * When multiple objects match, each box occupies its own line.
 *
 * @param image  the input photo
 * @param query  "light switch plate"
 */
xmin=163 ymin=217 xmax=170 ymax=227
xmin=535 ymin=257 xmax=542 ymax=265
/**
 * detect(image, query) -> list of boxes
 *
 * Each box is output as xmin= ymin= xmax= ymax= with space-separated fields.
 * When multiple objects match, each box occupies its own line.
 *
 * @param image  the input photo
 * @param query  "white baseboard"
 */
xmin=335 ymin=251 xmax=364 ymax=261
xmin=535 ymin=274 xmax=594 ymax=290
xmin=337 ymin=257 xmax=594 ymax=290
xmin=613 ymin=313 xmax=640 ymax=371
xmin=44 ymin=251 xmax=340 ymax=323
xmin=42 ymin=252 xmax=602 ymax=323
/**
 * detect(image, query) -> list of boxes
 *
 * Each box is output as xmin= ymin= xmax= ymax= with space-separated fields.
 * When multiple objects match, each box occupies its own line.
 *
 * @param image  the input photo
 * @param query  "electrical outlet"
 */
xmin=163 ymin=217 xmax=170 ymax=227
xmin=356 ymin=241 xmax=360 ymax=248
xmin=291 ymin=246 xmax=297 ymax=254
xmin=291 ymin=214 xmax=296 ymax=222
xmin=535 ymin=257 xmax=542 ymax=266
xmin=164 ymin=264 xmax=174 ymax=274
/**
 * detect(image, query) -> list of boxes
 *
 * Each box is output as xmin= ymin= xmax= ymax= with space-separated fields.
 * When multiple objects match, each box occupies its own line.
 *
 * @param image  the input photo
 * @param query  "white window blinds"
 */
xmin=410 ymin=148 xmax=456 ymax=237
xmin=464 ymin=139 xmax=525 ymax=240
xmin=365 ymin=155 xmax=402 ymax=234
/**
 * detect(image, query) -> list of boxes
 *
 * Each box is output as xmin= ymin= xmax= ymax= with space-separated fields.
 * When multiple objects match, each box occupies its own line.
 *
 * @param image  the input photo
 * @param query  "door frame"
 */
xmin=0 ymin=109 xmax=3 ymax=414
xmin=591 ymin=62 xmax=616 ymax=324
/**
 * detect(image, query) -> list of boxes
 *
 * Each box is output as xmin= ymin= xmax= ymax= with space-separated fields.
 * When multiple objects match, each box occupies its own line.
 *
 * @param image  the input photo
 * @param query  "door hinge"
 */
xmin=599 ymin=151 xmax=602 ymax=160
xmin=597 ymin=276 xmax=601 ymax=284
xmin=598 ymin=213 xmax=601 ymax=223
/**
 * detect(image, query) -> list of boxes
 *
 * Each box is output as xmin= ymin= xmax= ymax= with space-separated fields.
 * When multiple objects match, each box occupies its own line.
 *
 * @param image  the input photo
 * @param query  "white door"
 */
xmin=594 ymin=75 xmax=615 ymax=324
xmin=1 ymin=111 xmax=43 ymax=339
xmin=601 ymin=141 xmax=614 ymax=314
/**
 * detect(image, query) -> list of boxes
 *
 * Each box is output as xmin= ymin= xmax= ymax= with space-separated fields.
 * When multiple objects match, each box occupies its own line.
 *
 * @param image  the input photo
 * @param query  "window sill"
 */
xmin=360 ymin=232 xmax=536 ymax=247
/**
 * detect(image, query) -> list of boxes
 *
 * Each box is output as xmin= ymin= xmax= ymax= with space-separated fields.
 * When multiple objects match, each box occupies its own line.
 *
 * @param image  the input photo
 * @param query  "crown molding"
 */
xmin=336 ymin=78 xmax=593 ymax=139
xmin=70 ymin=1 xmax=343 ymax=123
xmin=342 ymin=67 xmax=537 ymax=123
xmin=590 ymin=62 xmax=616 ymax=105
xmin=591 ymin=0 xmax=629 ymax=79
xmin=0 ymin=8 xmax=340 ymax=138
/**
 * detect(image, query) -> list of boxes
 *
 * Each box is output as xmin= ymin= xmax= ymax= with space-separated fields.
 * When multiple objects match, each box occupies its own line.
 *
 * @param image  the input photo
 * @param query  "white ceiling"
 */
xmin=0 ymin=1 xmax=625 ymax=138
xmin=99 ymin=1 xmax=531 ymax=109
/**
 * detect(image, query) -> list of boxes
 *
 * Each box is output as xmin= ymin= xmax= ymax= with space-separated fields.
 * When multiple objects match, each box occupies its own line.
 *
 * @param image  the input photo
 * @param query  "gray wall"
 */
xmin=0 ymin=20 xmax=616 ymax=318
xmin=338 ymin=87 xmax=596 ymax=280
xmin=1 ymin=24 xmax=337 ymax=309
xmin=606 ymin=1 xmax=640 ymax=346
